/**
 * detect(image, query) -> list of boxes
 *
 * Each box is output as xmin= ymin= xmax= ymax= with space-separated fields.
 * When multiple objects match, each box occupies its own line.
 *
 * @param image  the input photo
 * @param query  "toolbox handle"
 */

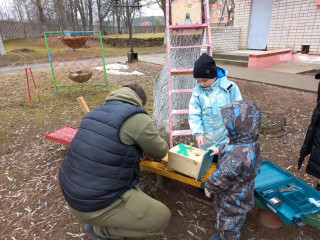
xmin=293 ymin=217 xmax=306 ymax=227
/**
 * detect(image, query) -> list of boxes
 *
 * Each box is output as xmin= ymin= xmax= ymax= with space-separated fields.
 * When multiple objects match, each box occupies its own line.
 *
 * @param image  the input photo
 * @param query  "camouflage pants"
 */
xmin=213 ymin=198 xmax=248 ymax=240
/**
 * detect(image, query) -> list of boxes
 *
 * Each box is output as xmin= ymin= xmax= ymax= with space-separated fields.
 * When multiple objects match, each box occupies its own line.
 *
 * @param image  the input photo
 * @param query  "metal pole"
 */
xmin=126 ymin=0 xmax=134 ymax=56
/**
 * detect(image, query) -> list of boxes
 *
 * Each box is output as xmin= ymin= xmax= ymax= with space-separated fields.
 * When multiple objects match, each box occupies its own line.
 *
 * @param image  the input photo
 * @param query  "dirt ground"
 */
xmin=1 ymin=61 xmax=320 ymax=240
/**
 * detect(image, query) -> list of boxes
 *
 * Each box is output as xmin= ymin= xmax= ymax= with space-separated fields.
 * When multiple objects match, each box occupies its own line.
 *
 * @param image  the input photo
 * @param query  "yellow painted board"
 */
xmin=140 ymin=157 xmax=216 ymax=188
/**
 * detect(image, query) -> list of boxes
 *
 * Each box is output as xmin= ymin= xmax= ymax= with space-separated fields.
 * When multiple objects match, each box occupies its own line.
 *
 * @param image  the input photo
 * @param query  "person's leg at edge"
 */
xmin=316 ymin=179 xmax=320 ymax=191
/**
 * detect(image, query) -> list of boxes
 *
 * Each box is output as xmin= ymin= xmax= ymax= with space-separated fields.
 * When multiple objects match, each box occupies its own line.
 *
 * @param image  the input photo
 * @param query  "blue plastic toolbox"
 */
xmin=255 ymin=161 xmax=320 ymax=226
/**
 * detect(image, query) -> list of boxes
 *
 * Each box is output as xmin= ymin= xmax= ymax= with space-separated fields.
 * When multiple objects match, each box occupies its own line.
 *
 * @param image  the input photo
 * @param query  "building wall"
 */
xmin=210 ymin=3 xmax=229 ymax=24
xmin=234 ymin=0 xmax=320 ymax=54
xmin=233 ymin=0 xmax=252 ymax=51
xmin=210 ymin=26 xmax=241 ymax=52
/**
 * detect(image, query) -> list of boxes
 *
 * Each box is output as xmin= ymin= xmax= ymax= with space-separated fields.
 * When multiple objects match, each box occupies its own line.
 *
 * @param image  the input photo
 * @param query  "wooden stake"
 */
xmin=189 ymin=143 xmax=192 ymax=153
xmin=77 ymin=97 xmax=90 ymax=114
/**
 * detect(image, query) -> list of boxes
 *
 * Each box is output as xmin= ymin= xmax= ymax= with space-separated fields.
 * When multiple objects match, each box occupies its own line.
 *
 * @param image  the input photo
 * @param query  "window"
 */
xmin=217 ymin=8 xmax=224 ymax=13
xmin=218 ymin=17 xmax=225 ymax=22
xmin=218 ymin=0 xmax=225 ymax=4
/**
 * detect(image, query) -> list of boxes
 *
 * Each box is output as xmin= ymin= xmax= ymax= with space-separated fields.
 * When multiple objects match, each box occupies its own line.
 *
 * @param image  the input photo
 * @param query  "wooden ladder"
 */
xmin=165 ymin=0 xmax=212 ymax=148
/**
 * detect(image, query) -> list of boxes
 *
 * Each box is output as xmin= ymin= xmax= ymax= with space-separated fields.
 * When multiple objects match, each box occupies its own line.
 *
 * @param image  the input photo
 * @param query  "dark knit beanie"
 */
xmin=193 ymin=53 xmax=217 ymax=79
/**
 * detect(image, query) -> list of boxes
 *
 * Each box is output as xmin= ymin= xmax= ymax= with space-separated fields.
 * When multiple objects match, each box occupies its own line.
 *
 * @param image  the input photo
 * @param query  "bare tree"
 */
xmin=1 ymin=2 xmax=12 ymax=20
xmin=67 ymin=0 xmax=79 ymax=30
xmin=112 ymin=0 xmax=126 ymax=34
xmin=212 ymin=0 xmax=234 ymax=25
xmin=13 ymin=0 xmax=25 ymax=22
xmin=225 ymin=0 xmax=234 ymax=26
xmin=0 ymin=8 xmax=4 ymax=21
xmin=75 ymin=0 xmax=87 ymax=30
xmin=57 ymin=0 xmax=72 ymax=30
xmin=88 ymin=0 xmax=94 ymax=30
xmin=22 ymin=0 xmax=33 ymax=22
xmin=96 ymin=0 xmax=113 ymax=34
xmin=30 ymin=0 xmax=46 ymax=29
xmin=0 ymin=24 xmax=6 ymax=56
xmin=155 ymin=0 xmax=165 ymax=16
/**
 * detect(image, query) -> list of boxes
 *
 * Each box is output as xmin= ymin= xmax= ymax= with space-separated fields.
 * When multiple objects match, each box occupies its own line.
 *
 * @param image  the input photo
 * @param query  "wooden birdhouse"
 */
xmin=168 ymin=143 xmax=214 ymax=180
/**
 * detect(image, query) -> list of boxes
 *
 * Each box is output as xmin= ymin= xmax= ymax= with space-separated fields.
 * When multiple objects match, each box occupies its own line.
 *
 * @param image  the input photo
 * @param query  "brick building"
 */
xmin=234 ymin=0 xmax=320 ymax=54
xmin=210 ymin=0 xmax=229 ymax=24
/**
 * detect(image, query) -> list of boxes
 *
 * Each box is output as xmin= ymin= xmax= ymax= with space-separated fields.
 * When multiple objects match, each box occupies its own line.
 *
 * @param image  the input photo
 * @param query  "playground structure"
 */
xmin=44 ymin=31 xmax=108 ymax=94
xmin=165 ymin=0 xmax=212 ymax=148
xmin=43 ymin=0 xmax=320 ymax=230
xmin=25 ymin=68 xmax=40 ymax=102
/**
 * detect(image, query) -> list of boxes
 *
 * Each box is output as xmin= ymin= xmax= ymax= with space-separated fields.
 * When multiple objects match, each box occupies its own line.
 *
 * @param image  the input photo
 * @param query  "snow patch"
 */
xmin=94 ymin=63 xmax=143 ymax=75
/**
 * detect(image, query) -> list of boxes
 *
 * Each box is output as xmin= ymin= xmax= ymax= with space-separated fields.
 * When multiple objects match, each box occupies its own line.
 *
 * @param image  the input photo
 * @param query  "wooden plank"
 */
xmin=45 ymin=126 xmax=78 ymax=145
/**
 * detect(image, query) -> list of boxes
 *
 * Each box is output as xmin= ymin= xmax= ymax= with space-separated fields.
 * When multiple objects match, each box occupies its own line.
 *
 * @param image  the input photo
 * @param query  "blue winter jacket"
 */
xmin=188 ymin=67 xmax=242 ymax=149
xmin=59 ymin=100 xmax=146 ymax=212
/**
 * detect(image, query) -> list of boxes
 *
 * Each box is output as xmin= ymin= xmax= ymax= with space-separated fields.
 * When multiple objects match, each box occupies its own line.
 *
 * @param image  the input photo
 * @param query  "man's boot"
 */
xmin=83 ymin=224 xmax=123 ymax=240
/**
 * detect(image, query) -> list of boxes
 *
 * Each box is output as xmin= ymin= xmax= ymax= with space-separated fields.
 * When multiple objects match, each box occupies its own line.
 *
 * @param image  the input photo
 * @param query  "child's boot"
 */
xmin=211 ymin=234 xmax=222 ymax=240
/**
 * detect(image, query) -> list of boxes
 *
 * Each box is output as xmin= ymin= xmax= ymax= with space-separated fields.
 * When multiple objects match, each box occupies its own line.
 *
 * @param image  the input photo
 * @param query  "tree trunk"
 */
xmin=74 ymin=2 xmax=80 ymax=30
xmin=88 ymin=0 xmax=93 ymax=31
xmin=0 ymin=27 xmax=6 ymax=56
xmin=57 ymin=0 xmax=71 ymax=31
xmin=76 ymin=0 xmax=87 ymax=31
xmin=67 ymin=0 xmax=76 ymax=30
xmin=116 ymin=7 xmax=122 ymax=34
xmin=152 ymin=34 xmax=203 ymax=142
xmin=96 ymin=0 xmax=113 ymax=34
xmin=35 ymin=0 xmax=46 ymax=30
xmin=13 ymin=0 xmax=24 ymax=22
xmin=23 ymin=0 xmax=32 ymax=23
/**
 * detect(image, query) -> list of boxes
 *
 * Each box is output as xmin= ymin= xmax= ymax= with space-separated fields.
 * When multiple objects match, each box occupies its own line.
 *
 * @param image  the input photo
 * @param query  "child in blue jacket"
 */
xmin=189 ymin=53 xmax=242 ymax=151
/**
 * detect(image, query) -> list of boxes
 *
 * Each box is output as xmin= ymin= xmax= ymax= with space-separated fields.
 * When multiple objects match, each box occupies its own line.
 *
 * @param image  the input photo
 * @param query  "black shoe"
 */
xmin=316 ymin=183 xmax=320 ymax=191
xmin=138 ymin=184 xmax=147 ymax=193
xmin=83 ymin=224 xmax=112 ymax=240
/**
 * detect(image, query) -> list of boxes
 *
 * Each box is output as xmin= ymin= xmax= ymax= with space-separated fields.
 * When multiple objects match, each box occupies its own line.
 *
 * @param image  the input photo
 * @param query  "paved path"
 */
xmin=0 ymin=56 xmax=129 ymax=76
xmin=1 ymin=52 xmax=319 ymax=93
xmin=219 ymin=64 xmax=319 ymax=93
xmin=138 ymin=53 xmax=320 ymax=93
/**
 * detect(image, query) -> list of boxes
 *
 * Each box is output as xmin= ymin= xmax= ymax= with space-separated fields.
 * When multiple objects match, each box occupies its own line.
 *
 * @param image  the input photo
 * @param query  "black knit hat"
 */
xmin=193 ymin=53 xmax=217 ymax=79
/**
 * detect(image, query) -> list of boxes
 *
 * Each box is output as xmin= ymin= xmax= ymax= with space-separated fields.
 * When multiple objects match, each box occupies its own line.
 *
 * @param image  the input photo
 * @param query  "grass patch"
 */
xmin=0 ymin=61 xmax=160 ymax=156
xmin=1 ymin=33 xmax=165 ymax=67
xmin=105 ymin=33 xmax=165 ymax=38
